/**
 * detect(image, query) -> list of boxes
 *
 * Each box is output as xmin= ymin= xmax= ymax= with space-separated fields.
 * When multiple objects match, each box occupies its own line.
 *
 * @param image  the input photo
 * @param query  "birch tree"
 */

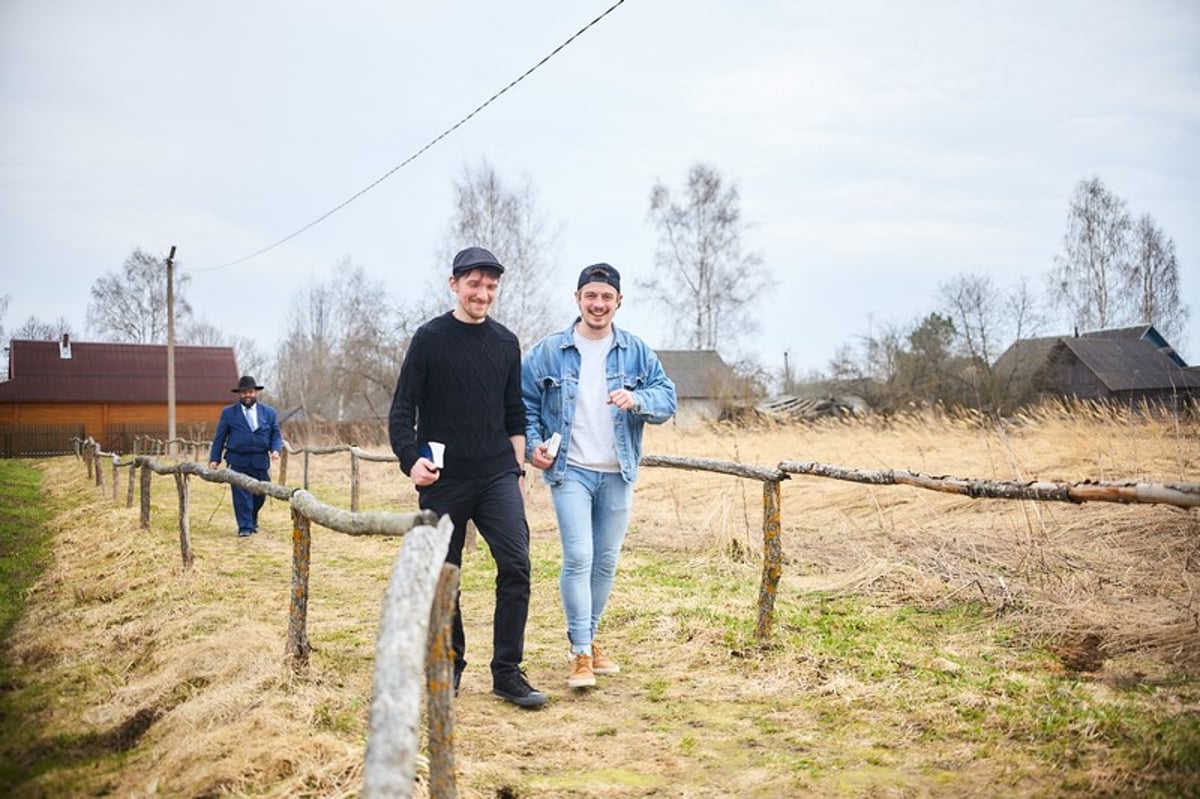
xmin=87 ymin=248 xmax=193 ymax=343
xmin=1128 ymin=214 xmax=1189 ymax=342
xmin=438 ymin=160 xmax=559 ymax=347
xmin=645 ymin=163 xmax=767 ymax=353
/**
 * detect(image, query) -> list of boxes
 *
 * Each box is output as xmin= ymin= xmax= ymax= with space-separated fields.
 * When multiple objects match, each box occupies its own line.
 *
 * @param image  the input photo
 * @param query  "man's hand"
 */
xmin=410 ymin=457 xmax=441 ymax=487
xmin=208 ymin=461 xmax=220 ymax=470
xmin=530 ymin=442 xmax=555 ymax=471
xmin=608 ymin=388 xmax=636 ymax=411
xmin=270 ymin=450 xmax=280 ymax=462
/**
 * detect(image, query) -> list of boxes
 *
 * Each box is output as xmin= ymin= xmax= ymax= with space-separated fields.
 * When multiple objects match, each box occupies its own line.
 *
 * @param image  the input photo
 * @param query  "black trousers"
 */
xmin=418 ymin=470 xmax=531 ymax=680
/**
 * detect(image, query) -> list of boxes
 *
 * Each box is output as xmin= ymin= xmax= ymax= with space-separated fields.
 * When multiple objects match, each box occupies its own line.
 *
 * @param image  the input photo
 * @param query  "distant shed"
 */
xmin=0 ymin=336 xmax=238 ymax=455
xmin=654 ymin=349 xmax=737 ymax=422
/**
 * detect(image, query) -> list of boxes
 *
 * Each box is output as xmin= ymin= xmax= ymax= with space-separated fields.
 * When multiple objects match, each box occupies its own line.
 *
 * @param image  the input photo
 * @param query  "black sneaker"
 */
xmin=492 ymin=669 xmax=548 ymax=708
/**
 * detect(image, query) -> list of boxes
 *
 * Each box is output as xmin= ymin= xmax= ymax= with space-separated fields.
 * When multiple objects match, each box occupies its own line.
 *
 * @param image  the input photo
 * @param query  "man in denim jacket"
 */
xmin=522 ymin=263 xmax=676 ymax=689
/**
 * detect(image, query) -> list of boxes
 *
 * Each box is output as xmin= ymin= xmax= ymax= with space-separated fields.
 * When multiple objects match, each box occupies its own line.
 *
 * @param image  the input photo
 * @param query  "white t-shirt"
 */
xmin=566 ymin=329 xmax=619 ymax=472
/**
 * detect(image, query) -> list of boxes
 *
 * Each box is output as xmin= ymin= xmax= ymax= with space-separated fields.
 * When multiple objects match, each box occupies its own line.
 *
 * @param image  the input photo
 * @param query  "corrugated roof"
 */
xmin=993 ymin=324 xmax=1193 ymax=385
xmin=1056 ymin=338 xmax=1200 ymax=391
xmin=0 ymin=339 xmax=239 ymax=403
xmin=655 ymin=350 xmax=732 ymax=399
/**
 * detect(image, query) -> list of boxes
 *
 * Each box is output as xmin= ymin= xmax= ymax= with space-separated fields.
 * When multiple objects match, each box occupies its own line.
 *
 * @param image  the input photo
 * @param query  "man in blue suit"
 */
xmin=208 ymin=375 xmax=283 ymax=537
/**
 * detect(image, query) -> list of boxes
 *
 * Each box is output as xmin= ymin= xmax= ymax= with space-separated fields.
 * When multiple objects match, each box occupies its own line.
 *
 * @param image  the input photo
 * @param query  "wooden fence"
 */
xmin=73 ymin=437 xmax=458 ymax=798
xmin=71 ymin=434 xmax=1200 ymax=796
xmin=0 ymin=422 xmax=85 ymax=458
xmin=261 ymin=440 xmax=1200 ymax=642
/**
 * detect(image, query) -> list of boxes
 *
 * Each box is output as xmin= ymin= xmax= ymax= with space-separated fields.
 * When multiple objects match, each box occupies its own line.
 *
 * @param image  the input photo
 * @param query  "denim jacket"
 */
xmin=522 ymin=321 xmax=677 ymax=485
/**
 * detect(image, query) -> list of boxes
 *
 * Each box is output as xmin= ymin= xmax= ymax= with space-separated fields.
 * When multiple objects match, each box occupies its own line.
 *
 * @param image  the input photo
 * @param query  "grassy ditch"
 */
xmin=0 ymin=460 xmax=57 ymax=792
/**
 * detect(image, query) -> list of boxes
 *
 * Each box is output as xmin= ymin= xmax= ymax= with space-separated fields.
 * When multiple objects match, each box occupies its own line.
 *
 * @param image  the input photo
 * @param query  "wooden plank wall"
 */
xmin=0 ymin=402 xmax=225 ymax=456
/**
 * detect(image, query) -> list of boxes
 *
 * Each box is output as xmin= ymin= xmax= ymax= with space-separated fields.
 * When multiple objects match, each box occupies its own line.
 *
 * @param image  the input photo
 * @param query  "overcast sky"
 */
xmin=2 ymin=0 xmax=1197 ymax=380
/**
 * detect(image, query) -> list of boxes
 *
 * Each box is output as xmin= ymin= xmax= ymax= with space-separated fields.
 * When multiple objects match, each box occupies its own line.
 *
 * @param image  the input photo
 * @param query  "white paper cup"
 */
xmin=427 ymin=441 xmax=445 ymax=469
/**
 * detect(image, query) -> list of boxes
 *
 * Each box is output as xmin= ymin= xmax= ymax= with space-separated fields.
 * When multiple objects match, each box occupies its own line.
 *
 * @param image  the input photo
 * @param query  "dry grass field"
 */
xmin=2 ymin=403 xmax=1198 ymax=798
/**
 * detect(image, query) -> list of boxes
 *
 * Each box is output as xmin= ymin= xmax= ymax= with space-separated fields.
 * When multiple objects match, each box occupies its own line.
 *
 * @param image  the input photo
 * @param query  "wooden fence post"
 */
xmin=85 ymin=442 xmax=94 ymax=479
xmin=426 ymin=564 xmax=461 ymax=799
xmin=126 ymin=462 xmax=137 ymax=508
xmin=94 ymin=451 xmax=104 ymax=489
xmin=351 ymin=449 xmax=361 ymax=512
xmin=140 ymin=462 xmax=152 ymax=529
xmin=174 ymin=472 xmax=194 ymax=570
xmin=755 ymin=479 xmax=784 ymax=643
xmin=286 ymin=508 xmax=313 ymax=668
xmin=303 ymin=451 xmax=310 ymax=491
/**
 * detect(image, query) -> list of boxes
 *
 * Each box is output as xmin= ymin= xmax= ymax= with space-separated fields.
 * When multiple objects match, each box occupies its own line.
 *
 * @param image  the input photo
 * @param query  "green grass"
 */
xmin=596 ymin=548 xmax=1200 ymax=796
xmin=0 ymin=460 xmax=53 ymax=643
xmin=0 ymin=460 xmax=58 ymax=791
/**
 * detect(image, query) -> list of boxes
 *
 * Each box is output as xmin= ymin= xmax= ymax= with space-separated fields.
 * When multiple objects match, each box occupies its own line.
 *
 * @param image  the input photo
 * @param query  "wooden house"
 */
xmin=0 ymin=336 xmax=239 ymax=456
xmin=655 ymin=349 xmax=737 ymax=422
xmin=992 ymin=325 xmax=1200 ymax=412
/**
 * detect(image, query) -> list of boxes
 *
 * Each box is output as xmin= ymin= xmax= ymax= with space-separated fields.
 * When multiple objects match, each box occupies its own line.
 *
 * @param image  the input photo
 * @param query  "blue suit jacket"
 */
xmin=208 ymin=401 xmax=283 ymax=471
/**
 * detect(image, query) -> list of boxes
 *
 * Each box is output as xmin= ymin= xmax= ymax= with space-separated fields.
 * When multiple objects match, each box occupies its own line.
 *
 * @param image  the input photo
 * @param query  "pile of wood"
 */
xmin=754 ymin=394 xmax=869 ymax=422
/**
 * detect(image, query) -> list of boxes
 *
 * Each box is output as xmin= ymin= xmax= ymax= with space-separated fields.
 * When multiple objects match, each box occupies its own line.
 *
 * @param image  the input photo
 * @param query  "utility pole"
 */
xmin=166 ymin=245 xmax=177 ymax=455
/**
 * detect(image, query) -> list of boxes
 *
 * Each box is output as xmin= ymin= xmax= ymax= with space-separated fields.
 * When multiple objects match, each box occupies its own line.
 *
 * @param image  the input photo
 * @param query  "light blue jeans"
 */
xmin=551 ymin=465 xmax=633 ymax=654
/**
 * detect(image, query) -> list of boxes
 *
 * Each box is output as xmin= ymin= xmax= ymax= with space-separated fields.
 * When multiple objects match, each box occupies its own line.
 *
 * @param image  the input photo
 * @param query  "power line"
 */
xmin=197 ymin=0 xmax=627 ymax=273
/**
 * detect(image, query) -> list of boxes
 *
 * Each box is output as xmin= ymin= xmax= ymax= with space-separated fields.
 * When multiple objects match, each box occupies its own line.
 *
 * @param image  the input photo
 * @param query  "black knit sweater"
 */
xmin=388 ymin=311 xmax=525 ymax=479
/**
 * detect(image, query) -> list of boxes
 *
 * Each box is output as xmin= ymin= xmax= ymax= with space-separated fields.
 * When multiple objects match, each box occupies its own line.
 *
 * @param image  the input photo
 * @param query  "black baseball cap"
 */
xmin=577 ymin=262 xmax=620 ymax=292
xmin=451 ymin=246 xmax=505 ymax=276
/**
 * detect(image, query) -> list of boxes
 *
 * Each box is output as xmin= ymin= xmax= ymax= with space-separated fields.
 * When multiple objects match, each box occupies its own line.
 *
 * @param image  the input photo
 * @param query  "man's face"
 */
xmin=576 ymin=281 xmax=621 ymax=333
xmin=239 ymin=388 xmax=257 ymax=407
xmin=450 ymin=268 xmax=500 ymax=322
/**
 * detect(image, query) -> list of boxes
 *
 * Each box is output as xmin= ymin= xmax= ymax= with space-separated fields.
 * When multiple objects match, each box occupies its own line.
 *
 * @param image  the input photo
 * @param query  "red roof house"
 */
xmin=0 ymin=336 xmax=239 ymax=456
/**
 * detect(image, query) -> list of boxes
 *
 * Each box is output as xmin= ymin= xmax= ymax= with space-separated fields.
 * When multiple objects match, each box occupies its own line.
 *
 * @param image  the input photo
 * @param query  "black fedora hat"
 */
xmin=231 ymin=375 xmax=264 ymax=393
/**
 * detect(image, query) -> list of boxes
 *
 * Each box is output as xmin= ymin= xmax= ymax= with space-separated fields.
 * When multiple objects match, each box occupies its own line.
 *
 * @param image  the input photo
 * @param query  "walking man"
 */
xmin=522 ymin=263 xmax=676 ymax=688
xmin=389 ymin=246 xmax=547 ymax=708
xmin=208 ymin=375 xmax=283 ymax=537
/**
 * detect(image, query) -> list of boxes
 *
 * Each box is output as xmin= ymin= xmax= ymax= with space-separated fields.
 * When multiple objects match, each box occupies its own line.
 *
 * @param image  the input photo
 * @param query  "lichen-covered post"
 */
xmin=94 ymin=451 xmax=104 ymax=489
xmin=126 ymin=462 xmax=137 ymax=508
xmin=140 ymin=461 xmax=152 ymax=529
xmin=303 ymin=450 xmax=310 ymax=491
xmin=286 ymin=507 xmax=313 ymax=668
xmin=351 ymin=449 xmax=361 ymax=512
xmin=278 ymin=447 xmax=289 ymax=485
xmin=426 ymin=563 xmax=461 ymax=798
xmin=755 ymin=479 xmax=784 ymax=643
xmin=174 ymin=472 xmax=194 ymax=570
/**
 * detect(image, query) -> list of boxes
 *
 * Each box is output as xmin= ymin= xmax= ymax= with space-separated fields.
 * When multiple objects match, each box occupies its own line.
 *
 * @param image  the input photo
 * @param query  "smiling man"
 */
xmin=388 ymin=246 xmax=546 ymax=709
xmin=522 ymin=263 xmax=677 ymax=690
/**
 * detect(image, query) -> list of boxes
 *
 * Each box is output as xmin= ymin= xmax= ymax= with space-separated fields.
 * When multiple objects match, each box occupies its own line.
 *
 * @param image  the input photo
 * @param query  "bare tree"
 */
xmin=646 ymin=162 xmax=767 ymax=353
xmin=275 ymin=279 xmax=338 ymax=417
xmin=1128 ymin=214 xmax=1189 ymax=342
xmin=87 ymin=248 xmax=193 ymax=342
xmin=1048 ymin=177 xmax=1132 ymax=332
xmin=939 ymin=273 xmax=1046 ymax=409
xmin=182 ymin=319 xmax=271 ymax=388
xmin=274 ymin=260 xmax=405 ymax=420
xmin=12 ymin=315 xmax=74 ymax=341
xmin=828 ymin=319 xmax=906 ymax=411
xmin=438 ymin=160 xmax=559 ymax=346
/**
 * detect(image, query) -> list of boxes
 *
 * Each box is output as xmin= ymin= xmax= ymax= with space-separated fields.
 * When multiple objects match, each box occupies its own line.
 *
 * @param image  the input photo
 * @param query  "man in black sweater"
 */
xmin=388 ymin=246 xmax=547 ymax=708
